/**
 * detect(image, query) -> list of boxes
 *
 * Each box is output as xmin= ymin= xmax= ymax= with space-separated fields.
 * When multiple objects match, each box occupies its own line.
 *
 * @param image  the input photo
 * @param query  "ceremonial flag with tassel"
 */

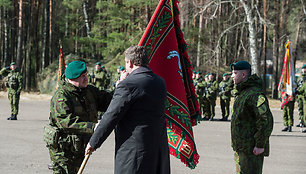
xmin=139 ymin=0 xmax=201 ymax=169
xmin=278 ymin=40 xmax=296 ymax=109
xmin=56 ymin=44 xmax=65 ymax=89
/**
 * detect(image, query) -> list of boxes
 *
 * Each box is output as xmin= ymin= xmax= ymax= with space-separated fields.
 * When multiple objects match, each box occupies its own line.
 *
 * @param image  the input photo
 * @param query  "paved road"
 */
xmin=0 ymin=96 xmax=305 ymax=174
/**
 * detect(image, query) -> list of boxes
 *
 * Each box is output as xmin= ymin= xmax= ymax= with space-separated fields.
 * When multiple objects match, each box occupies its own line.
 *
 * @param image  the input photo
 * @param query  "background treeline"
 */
xmin=0 ymin=0 xmax=305 ymax=98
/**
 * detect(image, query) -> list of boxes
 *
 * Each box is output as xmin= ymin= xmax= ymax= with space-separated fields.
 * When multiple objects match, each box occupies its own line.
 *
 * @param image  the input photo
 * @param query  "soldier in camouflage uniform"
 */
xmin=0 ymin=62 xmax=23 ymax=120
xmin=47 ymin=61 xmax=112 ymax=174
xmin=93 ymin=62 xmax=110 ymax=91
xmin=219 ymin=73 xmax=233 ymax=121
xmin=296 ymin=64 xmax=306 ymax=128
xmin=281 ymin=93 xmax=295 ymax=132
xmin=206 ymin=73 xmax=219 ymax=121
xmin=230 ymin=61 xmax=273 ymax=174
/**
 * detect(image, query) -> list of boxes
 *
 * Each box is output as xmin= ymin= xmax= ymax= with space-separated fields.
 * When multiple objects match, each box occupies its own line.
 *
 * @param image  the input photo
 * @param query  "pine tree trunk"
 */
xmin=272 ymin=0 xmax=280 ymax=99
xmin=83 ymin=0 xmax=91 ymax=38
xmin=16 ymin=0 xmax=23 ymax=67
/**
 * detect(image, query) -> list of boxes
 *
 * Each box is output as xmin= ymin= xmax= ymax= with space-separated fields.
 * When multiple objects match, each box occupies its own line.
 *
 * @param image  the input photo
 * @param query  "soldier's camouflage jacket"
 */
xmin=219 ymin=78 xmax=233 ymax=100
xmin=231 ymin=74 xmax=273 ymax=156
xmin=93 ymin=69 xmax=110 ymax=90
xmin=6 ymin=69 xmax=23 ymax=93
xmin=49 ymin=80 xmax=112 ymax=136
xmin=206 ymin=80 xmax=219 ymax=100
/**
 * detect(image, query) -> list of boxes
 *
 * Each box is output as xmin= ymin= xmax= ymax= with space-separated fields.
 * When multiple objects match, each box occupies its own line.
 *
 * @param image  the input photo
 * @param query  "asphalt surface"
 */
xmin=0 ymin=96 xmax=305 ymax=174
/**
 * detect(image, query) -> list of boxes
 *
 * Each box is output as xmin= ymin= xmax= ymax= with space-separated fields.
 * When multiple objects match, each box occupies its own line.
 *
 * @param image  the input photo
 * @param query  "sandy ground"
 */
xmin=0 ymin=92 xmax=305 ymax=174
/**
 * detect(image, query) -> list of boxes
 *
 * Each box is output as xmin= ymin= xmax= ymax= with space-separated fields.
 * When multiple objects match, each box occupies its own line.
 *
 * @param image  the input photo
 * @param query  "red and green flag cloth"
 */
xmin=278 ymin=40 xmax=296 ymax=109
xmin=139 ymin=0 xmax=201 ymax=169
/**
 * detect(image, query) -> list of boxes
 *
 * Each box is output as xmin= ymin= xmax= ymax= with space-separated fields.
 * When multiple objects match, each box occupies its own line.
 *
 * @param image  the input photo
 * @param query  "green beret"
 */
xmin=65 ymin=61 xmax=87 ymax=79
xmin=96 ymin=62 xmax=101 ymax=66
xmin=205 ymin=74 xmax=209 ymax=78
xmin=223 ymin=73 xmax=229 ymax=77
xmin=101 ymin=65 xmax=105 ymax=68
xmin=10 ymin=62 xmax=16 ymax=66
xmin=302 ymin=64 xmax=306 ymax=69
xmin=230 ymin=60 xmax=251 ymax=71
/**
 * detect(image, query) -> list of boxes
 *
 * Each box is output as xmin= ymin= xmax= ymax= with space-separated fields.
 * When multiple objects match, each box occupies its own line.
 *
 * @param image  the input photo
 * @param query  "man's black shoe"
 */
xmin=302 ymin=129 xmax=306 ymax=133
xmin=7 ymin=115 xmax=17 ymax=120
xmin=282 ymin=126 xmax=289 ymax=132
xmin=287 ymin=126 xmax=292 ymax=132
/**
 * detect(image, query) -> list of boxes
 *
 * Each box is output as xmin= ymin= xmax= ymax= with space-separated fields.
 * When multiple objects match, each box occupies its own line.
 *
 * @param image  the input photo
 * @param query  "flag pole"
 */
xmin=77 ymin=153 xmax=91 ymax=174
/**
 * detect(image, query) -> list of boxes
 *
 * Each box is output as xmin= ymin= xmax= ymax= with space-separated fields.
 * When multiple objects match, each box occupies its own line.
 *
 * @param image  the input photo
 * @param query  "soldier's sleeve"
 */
xmin=0 ymin=68 xmax=8 ymax=77
xmin=51 ymin=91 xmax=95 ymax=134
xmin=91 ymin=86 xmax=113 ymax=112
xmin=17 ymin=73 xmax=23 ymax=92
xmin=250 ymin=94 xmax=274 ymax=148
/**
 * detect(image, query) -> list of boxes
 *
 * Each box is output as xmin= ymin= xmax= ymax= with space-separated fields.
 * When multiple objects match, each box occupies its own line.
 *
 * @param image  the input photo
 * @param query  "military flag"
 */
xmin=278 ymin=40 xmax=296 ymax=109
xmin=56 ymin=44 xmax=65 ymax=89
xmin=139 ymin=0 xmax=200 ymax=169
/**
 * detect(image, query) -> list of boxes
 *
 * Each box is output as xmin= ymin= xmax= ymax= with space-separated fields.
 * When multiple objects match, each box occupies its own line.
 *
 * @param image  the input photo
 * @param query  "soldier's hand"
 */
xmin=253 ymin=147 xmax=264 ymax=155
xmin=85 ymin=143 xmax=95 ymax=155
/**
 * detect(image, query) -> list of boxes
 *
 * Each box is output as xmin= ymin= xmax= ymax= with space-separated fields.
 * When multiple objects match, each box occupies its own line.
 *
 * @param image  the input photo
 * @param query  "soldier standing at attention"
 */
xmin=93 ymin=62 xmax=106 ymax=90
xmin=47 ymin=61 xmax=112 ymax=174
xmin=219 ymin=73 xmax=233 ymax=121
xmin=281 ymin=93 xmax=295 ymax=132
xmin=230 ymin=60 xmax=273 ymax=174
xmin=206 ymin=73 xmax=218 ymax=121
xmin=0 ymin=62 xmax=23 ymax=120
xmin=296 ymin=64 xmax=306 ymax=128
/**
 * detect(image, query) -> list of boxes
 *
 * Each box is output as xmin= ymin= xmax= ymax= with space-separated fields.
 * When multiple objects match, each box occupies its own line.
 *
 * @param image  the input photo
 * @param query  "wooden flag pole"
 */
xmin=77 ymin=153 xmax=91 ymax=174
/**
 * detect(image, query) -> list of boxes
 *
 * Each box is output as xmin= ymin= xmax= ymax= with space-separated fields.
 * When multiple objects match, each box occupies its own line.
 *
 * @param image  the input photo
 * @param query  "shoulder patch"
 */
xmin=257 ymin=95 xmax=266 ymax=107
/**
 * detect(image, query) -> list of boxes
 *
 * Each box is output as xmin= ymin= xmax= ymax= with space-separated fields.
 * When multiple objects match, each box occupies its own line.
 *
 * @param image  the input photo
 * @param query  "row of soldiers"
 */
xmin=88 ymin=62 xmax=126 ymax=92
xmin=193 ymin=71 xmax=233 ymax=121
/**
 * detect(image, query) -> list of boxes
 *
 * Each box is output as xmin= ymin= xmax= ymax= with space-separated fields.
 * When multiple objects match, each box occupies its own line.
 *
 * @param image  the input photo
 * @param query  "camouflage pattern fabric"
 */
xmin=219 ymin=78 xmax=233 ymax=119
xmin=47 ymin=80 xmax=112 ymax=173
xmin=6 ymin=69 xmax=23 ymax=115
xmin=234 ymin=151 xmax=264 ymax=174
xmin=206 ymin=80 xmax=219 ymax=119
xmin=93 ymin=69 xmax=111 ymax=90
xmin=231 ymin=74 xmax=273 ymax=173
xmin=282 ymin=101 xmax=294 ymax=126
xmin=297 ymin=74 xmax=306 ymax=124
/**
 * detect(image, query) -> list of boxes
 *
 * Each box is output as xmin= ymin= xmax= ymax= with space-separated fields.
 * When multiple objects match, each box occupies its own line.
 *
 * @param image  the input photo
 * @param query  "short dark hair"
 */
xmin=124 ymin=46 xmax=148 ymax=66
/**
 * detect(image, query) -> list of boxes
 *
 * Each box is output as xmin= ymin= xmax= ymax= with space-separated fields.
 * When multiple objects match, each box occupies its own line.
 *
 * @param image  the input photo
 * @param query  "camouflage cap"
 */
xmin=302 ymin=64 xmax=306 ymax=69
xmin=96 ymin=62 xmax=101 ymax=66
xmin=10 ymin=62 xmax=16 ymax=66
xmin=65 ymin=61 xmax=87 ymax=79
xmin=230 ymin=60 xmax=251 ymax=71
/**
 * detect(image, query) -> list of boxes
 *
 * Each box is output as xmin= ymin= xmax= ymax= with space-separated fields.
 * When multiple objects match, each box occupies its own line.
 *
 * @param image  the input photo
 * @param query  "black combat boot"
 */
xmin=281 ymin=126 xmax=289 ymax=132
xmin=287 ymin=126 xmax=292 ymax=132
xmin=7 ymin=114 xmax=17 ymax=120
xmin=302 ymin=129 xmax=306 ymax=133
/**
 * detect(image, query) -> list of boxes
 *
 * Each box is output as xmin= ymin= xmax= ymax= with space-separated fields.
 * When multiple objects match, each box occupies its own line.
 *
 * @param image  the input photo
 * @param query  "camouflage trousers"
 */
xmin=283 ymin=101 xmax=294 ymax=126
xmin=297 ymin=97 xmax=305 ymax=124
xmin=199 ymin=98 xmax=209 ymax=118
xmin=220 ymin=98 xmax=230 ymax=119
xmin=208 ymin=99 xmax=216 ymax=118
xmin=234 ymin=151 xmax=264 ymax=174
xmin=48 ymin=134 xmax=87 ymax=174
xmin=8 ymin=89 xmax=20 ymax=115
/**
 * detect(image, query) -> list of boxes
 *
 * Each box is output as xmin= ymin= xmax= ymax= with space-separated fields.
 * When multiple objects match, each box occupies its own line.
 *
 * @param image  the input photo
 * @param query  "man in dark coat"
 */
xmin=85 ymin=45 xmax=170 ymax=174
